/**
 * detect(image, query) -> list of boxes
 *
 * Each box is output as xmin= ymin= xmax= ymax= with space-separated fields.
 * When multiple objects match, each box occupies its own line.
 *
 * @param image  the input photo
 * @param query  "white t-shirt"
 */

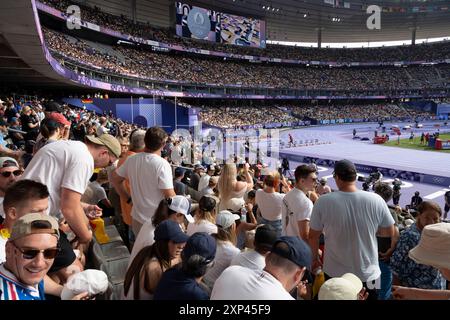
xmin=96 ymin=125 xmax=109 ymax=136
xmin=281 ymin=188 xmax=313 ymax=237
xmin=186 ymin=220 xmax=217 ymax=236
xmin=255 ymin=189 xmax=284 ymax=221
xmin=128 ymin=220 xmax=156 ymax=267
xmin=230 ymin=249 xmax=266 ymax=271
xmin=170 ymin=145 xmax=182 ymax=165
xmin=116 ymin=153 xmax=173 ymax=225
xmin=81 ymin=181 xmax=108 ymax=205
xmin=0 ymin=236 xmax=6 ymax=263
xmin=0 ymin=197 xmax=4 ymax=219
xmin=310 ymin=190 xmax=395 ymax=282
xmin=22 ymin=141 xmax=94 ymax=218
xmin=211 ymin=266 xmax=294 ymax=300
xmin=197 ymin=174 xmax=211 ymax=193
xmin=200 ymin=187 xmax=215 ymax=197
xmin=203 ymin=241 xmax=240 ymax=290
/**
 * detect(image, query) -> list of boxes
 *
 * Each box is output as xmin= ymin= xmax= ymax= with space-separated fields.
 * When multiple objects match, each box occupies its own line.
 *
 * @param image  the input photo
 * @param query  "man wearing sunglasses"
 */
xmin=0 ymin=179 xmax=76 ymax=298
xmin=0 ymin=157 xmax=22 ymax=223
xmin=0 ymin=213 xmax=60 ymax=300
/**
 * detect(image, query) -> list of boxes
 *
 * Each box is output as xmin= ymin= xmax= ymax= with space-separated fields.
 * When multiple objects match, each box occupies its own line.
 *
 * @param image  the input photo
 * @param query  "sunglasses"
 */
xmin=0 ymin=170 xmax=23 ymax=178
xmin=14 ymin=243 xmax=59 ymax=260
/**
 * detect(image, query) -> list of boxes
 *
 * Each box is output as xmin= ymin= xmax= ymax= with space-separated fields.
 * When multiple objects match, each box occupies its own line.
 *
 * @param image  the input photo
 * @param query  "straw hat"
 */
xmin=408 ymin=222 xmax=450 ymax=269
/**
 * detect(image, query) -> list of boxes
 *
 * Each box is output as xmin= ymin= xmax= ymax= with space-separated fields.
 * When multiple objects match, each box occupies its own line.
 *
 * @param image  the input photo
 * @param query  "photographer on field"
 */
xmin=362 ymin=169 xmax=383 ymax=192
xmin=392 ymin=178 xmax=402 ymax=206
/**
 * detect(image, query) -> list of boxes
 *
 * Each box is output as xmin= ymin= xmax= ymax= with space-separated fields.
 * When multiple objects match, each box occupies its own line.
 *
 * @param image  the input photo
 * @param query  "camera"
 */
xmin=392 ymin=179 xmax=402 ymax=191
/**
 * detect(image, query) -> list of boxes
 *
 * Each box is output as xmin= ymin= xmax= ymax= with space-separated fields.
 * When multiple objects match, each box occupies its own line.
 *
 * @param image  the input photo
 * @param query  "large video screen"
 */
xmin=175 ymin=2 xmax=266 ymax=48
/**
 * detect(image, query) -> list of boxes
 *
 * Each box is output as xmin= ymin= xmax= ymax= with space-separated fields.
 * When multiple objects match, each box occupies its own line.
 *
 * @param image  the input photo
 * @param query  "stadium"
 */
xmin=0 ymin=0 xmax=449 ymax=304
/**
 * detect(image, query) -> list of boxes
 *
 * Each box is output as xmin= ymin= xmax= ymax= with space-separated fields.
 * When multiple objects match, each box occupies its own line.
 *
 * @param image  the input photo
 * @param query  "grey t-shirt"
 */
xmin=310 ymin=190 xmax=394 ymax=282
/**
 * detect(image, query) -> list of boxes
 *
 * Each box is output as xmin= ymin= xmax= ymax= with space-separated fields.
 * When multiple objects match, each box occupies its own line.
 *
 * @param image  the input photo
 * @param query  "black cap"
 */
xmin=333 ymin=159 xmax=357 ymax=182
xmin=255 ymin=224 xmax=278 ymax=249
xmin=44 ymin=101 xmax=63 ymax=113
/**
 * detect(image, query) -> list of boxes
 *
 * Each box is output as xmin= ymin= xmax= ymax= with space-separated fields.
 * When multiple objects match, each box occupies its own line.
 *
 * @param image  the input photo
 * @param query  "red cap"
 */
xmin=47 ymin=112 xmax=70 ymax=126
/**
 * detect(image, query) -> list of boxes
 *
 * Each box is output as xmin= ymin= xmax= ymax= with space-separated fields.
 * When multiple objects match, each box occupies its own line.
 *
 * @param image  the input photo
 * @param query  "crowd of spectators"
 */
xmin=40 ymin=0 xmax=450 ymax=63
xmin=43 ymin=28 xmax=449 ymax=91
xmin=289 ymin=104 xmax=434 ymax=122
xmin=0 ymin=93 xmax=448 ymax=301
xmin=0 ymin=95 xmax=140 ymax=158
xmin=199 ymin=105 xmax=298 ymax=128
xmin=194 ymin=103 xmax=434 ymax=128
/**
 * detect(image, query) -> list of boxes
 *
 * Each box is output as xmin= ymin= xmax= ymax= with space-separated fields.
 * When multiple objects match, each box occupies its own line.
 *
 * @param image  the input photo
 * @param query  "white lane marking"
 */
xmin=424 ymin=189 xmax=450 ymax=200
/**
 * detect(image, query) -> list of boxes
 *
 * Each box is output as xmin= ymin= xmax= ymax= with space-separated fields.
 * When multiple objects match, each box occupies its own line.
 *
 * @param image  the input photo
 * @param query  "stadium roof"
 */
xmin=175 ymin=0 xmax=450 ymax=43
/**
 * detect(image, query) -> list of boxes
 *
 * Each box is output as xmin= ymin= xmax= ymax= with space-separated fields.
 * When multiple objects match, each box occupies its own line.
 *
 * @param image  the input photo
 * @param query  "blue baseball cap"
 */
xmin=174 ymin=167 xmax=186 ymax=177
xmin=154 ymin=220 xmax=189 ymax=244
xmin=182 ymin=232 xmax=216 ymax=262
xmin=271 ymin=236 xmax=312 ymax=270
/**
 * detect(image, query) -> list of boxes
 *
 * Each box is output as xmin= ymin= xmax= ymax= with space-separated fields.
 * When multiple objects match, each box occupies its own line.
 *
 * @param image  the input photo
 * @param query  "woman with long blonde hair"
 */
xmin=218 ymin=163 xmax=253 ymax=211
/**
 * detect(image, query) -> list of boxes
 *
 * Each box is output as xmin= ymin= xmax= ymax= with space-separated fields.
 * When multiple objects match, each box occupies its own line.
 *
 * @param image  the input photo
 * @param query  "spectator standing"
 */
xmin=117 ymin=129 xmax=146 ymax=246
xmin=218 ymin=163 xmax=253 ymax=211
xmin=316 ymin=177 xmax=331 ymax=196
xmin=281 ymin=165 xmax=316 ymax=240
xmin=443 ymin=190 xmax=450 ymax=221
xmin=308 ymin=159 xmax=395 ymax=300
xmin=373 ymin=182 xmax=400 ymax=300
xmin=112 ymin=127 xmax=175 ymax=236
xmin=22 ymin=134 xmax=121 ymax=244
xmin=255 ymin=173 xmax=284 ymax=237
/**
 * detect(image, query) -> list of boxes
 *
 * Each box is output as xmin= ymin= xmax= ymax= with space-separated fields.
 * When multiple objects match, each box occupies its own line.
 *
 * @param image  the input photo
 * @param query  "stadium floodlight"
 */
xmin=262 ymin=6 xmax=265 ymax=9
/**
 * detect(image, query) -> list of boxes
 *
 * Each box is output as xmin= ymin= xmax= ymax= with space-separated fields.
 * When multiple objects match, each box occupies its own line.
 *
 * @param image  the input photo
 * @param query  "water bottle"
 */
xmin=241 ymin=208 xmax=247 ymax=222
xmin=312 ymin=267 xmax=325 ymax=298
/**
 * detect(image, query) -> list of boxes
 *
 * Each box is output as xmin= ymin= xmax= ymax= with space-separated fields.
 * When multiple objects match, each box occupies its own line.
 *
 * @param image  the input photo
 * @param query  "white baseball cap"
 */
xmin=318 ymin=273 xmax=363 ymax=300
xmin=168 ymin=196 xmax=194 ymax=223
xmin=216 ymin=210 xmax=240 ymax=229
xmin=226 ymin=197 xmax=245 ymax=212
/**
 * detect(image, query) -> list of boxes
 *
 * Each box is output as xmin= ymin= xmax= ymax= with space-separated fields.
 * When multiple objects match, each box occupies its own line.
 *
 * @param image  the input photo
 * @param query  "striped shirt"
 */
xmin=0 ymin=264 xmax=44 ymax=300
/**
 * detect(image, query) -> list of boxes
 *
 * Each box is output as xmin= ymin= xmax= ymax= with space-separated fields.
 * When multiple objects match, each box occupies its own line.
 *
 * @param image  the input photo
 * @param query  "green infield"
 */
xmin=383 ymin=133 xmax=450 ymax=153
